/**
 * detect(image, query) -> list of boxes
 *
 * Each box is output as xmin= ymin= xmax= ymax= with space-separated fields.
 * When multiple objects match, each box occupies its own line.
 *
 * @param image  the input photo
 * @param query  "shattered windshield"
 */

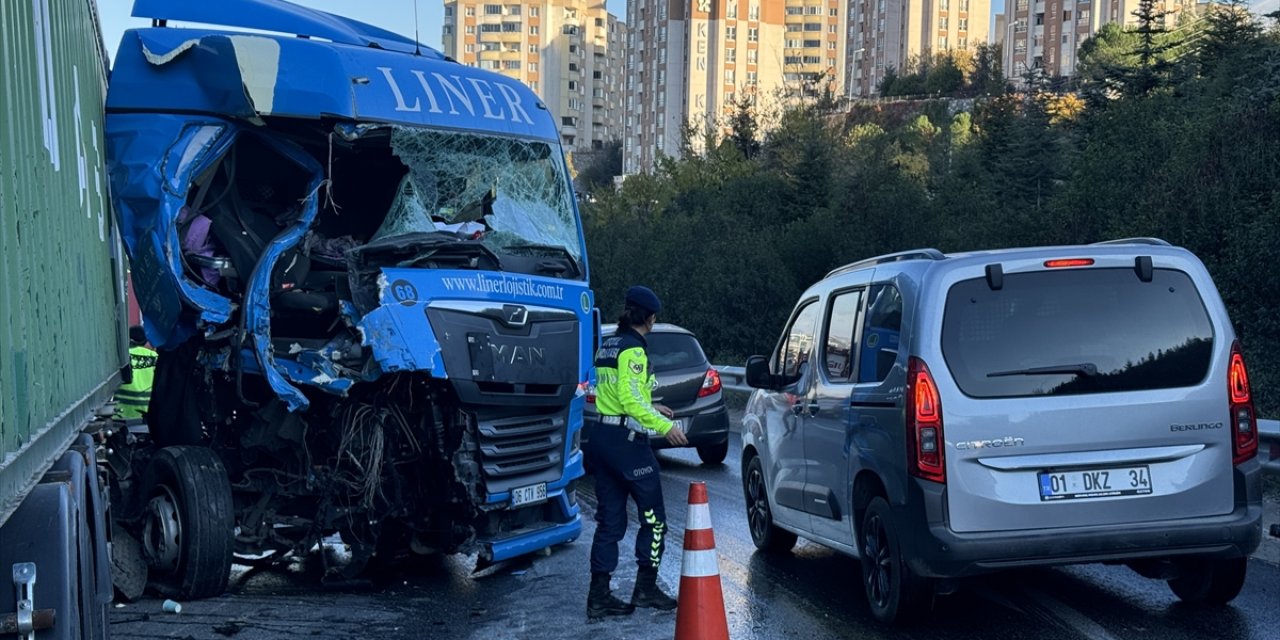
xmin=371 ymin=128 xmax=583 ymax=268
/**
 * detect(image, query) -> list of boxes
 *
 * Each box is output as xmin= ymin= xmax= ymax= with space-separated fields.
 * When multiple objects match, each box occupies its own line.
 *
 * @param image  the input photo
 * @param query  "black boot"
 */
xmin=631 ymin=566 xmax=678 ymax=610
xmin=587 ymin=572 xmax=635 ymax=619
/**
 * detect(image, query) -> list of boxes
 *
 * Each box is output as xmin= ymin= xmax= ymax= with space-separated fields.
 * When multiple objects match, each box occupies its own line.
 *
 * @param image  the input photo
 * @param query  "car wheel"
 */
xmin=1167 ymin=556 xmax=1248 ymax=605
xmin=697 ymin=440 xmax=729 ymax=465
xmin=860 ymin=497 xmax=930 ymax=623
xmin=743 ymin=455 xmax=797 ymax=553
xmin=142 ymin=446 xmax=234 ymax=600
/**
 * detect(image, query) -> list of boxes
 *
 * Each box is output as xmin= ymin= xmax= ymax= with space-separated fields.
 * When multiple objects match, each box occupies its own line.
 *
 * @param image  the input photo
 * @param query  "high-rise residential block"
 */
xmin=623 ymin=0 xmax=847 ymax=176
xmin=443 ymin=1 xmax=627 ymax=153
xmin=845 ymin=0 xmax=992 ymax=97
xmin=1002 ymin=0 xmax=1200 ymax=81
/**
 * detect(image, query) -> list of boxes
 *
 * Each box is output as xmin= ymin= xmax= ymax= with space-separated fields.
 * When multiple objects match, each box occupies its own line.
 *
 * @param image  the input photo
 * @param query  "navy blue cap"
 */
xmin=625 ymin=285 xmax=662 ymax=315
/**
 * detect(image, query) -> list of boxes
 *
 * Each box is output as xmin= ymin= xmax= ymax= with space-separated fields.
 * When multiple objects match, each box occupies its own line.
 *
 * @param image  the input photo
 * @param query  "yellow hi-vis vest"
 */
xmin=116 ymin=345 xmax=157 ymax=419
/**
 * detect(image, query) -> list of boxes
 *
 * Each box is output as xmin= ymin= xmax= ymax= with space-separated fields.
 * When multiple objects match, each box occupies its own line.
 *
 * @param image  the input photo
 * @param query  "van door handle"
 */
xmin=792 ymin=401 xmax=819 ymax=417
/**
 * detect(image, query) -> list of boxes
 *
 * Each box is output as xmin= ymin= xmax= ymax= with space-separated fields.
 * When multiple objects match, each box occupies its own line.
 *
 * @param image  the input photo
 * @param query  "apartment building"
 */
xmin=1002 ymin=0 xmax=1200 ymax=80
xmin=845 ymin=0 xmax=992 ymax=97
xmin=623 ymin=0 xmax=845 ymax=175
xmin=443 ymin=1 xmax=627 ymax=153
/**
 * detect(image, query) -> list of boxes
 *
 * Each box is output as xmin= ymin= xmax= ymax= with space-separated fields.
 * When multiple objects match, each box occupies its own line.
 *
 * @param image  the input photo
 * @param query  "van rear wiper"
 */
xmin=987 ymin=362 xmax=1099 ymax=378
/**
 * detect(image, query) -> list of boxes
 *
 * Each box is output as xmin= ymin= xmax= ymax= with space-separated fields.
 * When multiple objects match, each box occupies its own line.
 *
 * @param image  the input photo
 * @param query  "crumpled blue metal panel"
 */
xmin=130 ymin=0 xmax=430 ymax=55
xmin=108 ymin=27 xmax=558 ymax=141
xmin=104 ymin=114 xmax=237 ymax=347
xmin=237 ymin=132 xmax=324 ymax=411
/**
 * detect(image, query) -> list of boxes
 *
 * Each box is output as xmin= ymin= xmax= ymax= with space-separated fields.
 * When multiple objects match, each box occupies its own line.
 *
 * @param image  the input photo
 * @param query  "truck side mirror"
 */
xmin=745 ymin=355 xmax=775 ymax=390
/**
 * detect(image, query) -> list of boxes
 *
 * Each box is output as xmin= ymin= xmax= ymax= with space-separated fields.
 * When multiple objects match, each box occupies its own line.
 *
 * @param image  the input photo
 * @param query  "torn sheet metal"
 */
xmin=105 ymin=114 xmax=237 ymax=347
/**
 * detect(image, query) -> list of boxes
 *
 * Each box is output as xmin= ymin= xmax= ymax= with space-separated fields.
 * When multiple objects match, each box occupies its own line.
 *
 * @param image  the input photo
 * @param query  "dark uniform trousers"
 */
xmin=584 ymin=421 xmax=667 ymax=574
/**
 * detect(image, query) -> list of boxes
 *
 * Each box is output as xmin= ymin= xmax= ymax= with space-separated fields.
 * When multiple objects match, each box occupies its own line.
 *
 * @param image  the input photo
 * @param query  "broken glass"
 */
xmin=371 ymin=127 xmax=582 ymax=264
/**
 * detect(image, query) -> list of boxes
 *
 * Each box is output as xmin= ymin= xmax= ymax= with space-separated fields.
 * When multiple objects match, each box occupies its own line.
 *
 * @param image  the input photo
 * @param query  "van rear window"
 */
xmin=941 ymin=268 xmax=1214 ymax=398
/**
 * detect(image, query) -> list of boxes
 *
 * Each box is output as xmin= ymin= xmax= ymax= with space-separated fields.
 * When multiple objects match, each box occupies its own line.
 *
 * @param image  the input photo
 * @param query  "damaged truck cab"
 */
xmin=105 ymin=0 xmax=588 ymax=596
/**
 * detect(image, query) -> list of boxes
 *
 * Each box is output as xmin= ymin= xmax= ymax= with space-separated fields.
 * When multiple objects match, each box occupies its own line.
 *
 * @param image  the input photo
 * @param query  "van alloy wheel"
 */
xmin=862 ymin=511 xmax=892 ymax=610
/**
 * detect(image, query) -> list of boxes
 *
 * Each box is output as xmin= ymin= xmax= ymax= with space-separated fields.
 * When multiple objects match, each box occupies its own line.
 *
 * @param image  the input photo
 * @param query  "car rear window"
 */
xmin=942 ymin=267 xmax=1215 ymax=398
xmin=645 ymin=332 xmax=708 ymax=372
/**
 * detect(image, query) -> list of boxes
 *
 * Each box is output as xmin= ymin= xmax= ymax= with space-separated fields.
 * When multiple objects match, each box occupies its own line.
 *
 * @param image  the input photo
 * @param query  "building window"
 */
xmin=727 ymin=26 xmax=737 ymax=40
xmin=481 ymin=24 xmax=501 ymax=32
xmin=507 ymin=5 xmax=521 ymax=15
xmin=568 ymin=80 xmax=577 ymax=91
xmin=959 ymin=37 xmax=967 ymax=48
xmin=726 ymin=48 xmax=737 ymax=62
xmin=804 ymin=23 xmax=822 ymax=31
xmin=503 ymin=60 xmax=521 ymax=70
xmin=747 ymin=71 xmax=758 ymax=84
xmin=443 ymin=25 xmax=453 ymax=35
xmin=1035 ymin=13 xmax=1044 ymax=25
xmin=484 ymin=4 xmax=502 ymax=15
xmin=530 ymin=62 xmax=538 ymax=71
xmin=728 ymin=3 xmax=738 ymax=18
xmin=530 ymin=80 xmax=538 ymax=91
xmin=750 ymin=3 xmax=759 ymax=20
xmin=445 ymin=6 xmax=453 ymax=17
xmin=725 ymin=69 xmax=735 ymax=83
xmin=465 ymin=6 xmax=475 ymax=16
xmin=530 ymin=25 xmax=539 ymax=35
xmin=940 ymin=17 xmax=948 ymax=29
xmin=959 ymin=18 xmax=967 ymax=30
xmin=502 ymin=22 xmax=521 ymax=32
xmin=529 ymin=44 xmax=538 ymax=53
xmin=530 ymin=6 xmax=538 ymax=17
xmin=748 ymin=49 xmax=758 ymax=64
xmin=466 ymin=25 xmax=475 ymax=34
xmin=1064 ymin=10 xmax=1072 ymax=21
xmin=1080 ymin=9 xmax=1091 ymax=21
xmin=938 ymin=36 xmax=948 ymax=49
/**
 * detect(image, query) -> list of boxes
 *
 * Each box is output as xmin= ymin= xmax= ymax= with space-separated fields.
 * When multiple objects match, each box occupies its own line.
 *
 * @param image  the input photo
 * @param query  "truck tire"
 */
xmin=142 ymin=447 xmax=234 ymax=599
xmin=1167 ymin=556 xmax=1248 ymax=605
xmin=110 ymin=522 xmax=148 ymax=602
xmin=860 ymin=497 xmax=930 ymax=623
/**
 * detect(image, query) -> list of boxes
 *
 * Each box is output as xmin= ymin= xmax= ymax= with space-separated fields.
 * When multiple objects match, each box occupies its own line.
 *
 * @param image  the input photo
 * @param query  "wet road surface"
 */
xmin=111 ymin=431 xmax=1280 ymax=639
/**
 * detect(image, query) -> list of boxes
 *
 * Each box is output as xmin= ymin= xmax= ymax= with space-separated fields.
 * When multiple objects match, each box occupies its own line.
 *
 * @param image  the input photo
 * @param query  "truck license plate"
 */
xmin=511 ymin=482 xmax=547 ymax=507
xmin=1038 ymin=466 xmax=1152 ymax=501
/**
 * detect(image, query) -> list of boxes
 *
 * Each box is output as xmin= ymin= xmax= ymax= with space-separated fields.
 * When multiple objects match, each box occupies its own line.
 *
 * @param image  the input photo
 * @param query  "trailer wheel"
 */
xmin=142 ymin=447 xmax=234 ymax=599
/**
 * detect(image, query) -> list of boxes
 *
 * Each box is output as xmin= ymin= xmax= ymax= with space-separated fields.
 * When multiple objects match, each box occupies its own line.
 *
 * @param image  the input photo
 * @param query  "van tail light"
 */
xmin=698 ymin=368 xmax=723 ymax=398
xmin=1228 ymin=341 xmax=1258 ymax=465
xmin=907 ymin=357 xmax=945 ymax=483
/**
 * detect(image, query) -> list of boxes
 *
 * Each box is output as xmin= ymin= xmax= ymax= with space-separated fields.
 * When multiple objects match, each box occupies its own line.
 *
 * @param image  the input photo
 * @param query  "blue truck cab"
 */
xmin=104 ymin=0 xmax=588 ymax=596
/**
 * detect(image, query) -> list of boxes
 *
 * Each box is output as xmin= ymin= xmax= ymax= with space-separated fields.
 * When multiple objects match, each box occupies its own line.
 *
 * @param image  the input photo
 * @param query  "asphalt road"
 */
xmin=110 ymin=432 xmax=1280 ymax=640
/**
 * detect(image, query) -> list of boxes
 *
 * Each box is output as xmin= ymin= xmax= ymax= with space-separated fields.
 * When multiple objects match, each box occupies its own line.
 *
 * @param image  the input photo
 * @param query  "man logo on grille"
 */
xmin=503 ymin=304 xmax=528 ymax=327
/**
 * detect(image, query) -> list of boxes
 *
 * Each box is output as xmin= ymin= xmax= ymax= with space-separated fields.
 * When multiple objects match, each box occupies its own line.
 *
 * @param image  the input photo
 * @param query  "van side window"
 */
xmin=778 ymin=301 xmax=821 ymax=378
xmin=859 ymin=284 xmax=903 ymax=383
xmin=823 ymin=290 xmax=864 ymax=382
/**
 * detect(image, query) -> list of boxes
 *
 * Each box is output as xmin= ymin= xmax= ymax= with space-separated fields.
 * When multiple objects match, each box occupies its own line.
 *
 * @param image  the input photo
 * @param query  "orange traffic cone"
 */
xmin=674 ymin=481 xmax=729 ymax=640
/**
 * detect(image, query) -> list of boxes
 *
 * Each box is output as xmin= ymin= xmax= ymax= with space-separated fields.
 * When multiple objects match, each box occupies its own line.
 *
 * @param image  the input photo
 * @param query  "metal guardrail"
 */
xmin=713 ymin=365 xmax=749 ymax=393
xmin=1260 ymin=419 xmax=1279 ymax=476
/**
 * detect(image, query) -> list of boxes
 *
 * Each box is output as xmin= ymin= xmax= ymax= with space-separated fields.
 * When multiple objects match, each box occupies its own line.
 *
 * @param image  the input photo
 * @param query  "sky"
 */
xmin=98 ymin=0 xmax=628 ymax=58
xmin=97 ymin=0 xmax=1279 ymax=67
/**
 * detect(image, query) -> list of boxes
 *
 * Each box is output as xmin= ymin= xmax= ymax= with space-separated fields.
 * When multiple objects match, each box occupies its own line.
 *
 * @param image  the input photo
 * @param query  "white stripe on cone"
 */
xmin=686 ymin=503 xmax=712 ymax=530
xmin=681 ymin=549 xmax=719 ymax=578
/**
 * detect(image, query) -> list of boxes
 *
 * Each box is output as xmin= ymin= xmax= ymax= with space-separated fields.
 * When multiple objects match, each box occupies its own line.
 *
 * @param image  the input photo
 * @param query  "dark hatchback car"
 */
xmin=585 ymin=323 xmax=731 ymax=464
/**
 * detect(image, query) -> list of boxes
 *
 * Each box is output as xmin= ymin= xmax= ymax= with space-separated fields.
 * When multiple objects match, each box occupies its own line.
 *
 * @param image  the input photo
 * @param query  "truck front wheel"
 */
xmin=142 ymin=446 xmax=234 ymax=599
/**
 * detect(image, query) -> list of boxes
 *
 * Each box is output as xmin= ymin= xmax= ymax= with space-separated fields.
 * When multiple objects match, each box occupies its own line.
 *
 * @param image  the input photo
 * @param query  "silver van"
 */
xmin=740 ymin=239 xmax=1263 ymax=623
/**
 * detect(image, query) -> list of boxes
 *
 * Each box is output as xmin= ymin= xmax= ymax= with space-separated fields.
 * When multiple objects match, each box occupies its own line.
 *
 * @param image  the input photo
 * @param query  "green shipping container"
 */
xmin=0 ymin=0 xmax=124 ymax=526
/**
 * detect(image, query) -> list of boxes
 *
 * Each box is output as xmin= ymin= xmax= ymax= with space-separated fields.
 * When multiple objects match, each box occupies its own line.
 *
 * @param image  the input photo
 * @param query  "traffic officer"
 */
xmin=584 ymin=285 xmax=688 ymax=619
xmin=116 ymin=326 xmax=157 ymax=420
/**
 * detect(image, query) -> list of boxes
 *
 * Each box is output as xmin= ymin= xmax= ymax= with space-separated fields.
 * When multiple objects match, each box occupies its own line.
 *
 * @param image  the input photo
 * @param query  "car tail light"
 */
xmin=906 ymin=357 xmax=945 ymax=483
xmin=698 ymin=368 xmax=722 ymax=398
xmin=1228 ymin=341 xmax=1257 ymax=465
xmin=1044 ymin=258 xmax=1095 ymax=268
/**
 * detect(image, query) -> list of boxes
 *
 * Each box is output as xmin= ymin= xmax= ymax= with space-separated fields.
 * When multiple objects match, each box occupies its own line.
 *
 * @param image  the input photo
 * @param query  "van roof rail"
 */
xmin=1091 ymin=237 xmax=1171 ymax=246
xmin=825 ymin=248 xmax=946 ymax=279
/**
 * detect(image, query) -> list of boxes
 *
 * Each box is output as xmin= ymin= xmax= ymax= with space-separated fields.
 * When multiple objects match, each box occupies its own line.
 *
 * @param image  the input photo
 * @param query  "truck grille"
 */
xmin=475 ymin=413 xmax=565 ymax=480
